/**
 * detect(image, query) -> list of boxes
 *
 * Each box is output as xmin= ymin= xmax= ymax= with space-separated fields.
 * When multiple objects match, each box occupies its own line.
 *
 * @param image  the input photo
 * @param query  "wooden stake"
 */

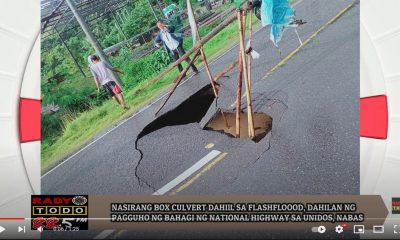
xmin=247 ymin=9 xmax=253 ymax=89
xmin=214 ymin=59 xmax=239 ymax=82
xmin=235 ymin=53 xmax=243 ymax=138
xmin=238 ymin=10 xmax=255 ymax=138
xmin=200 ymin=48 xmax=219 ymax=97
xmin=155 ymin=49 xmax=201 ymax=116
xmin=188 ymin=0 xmax=220 ymax=99
xmin=200 ymin=49 xmax=234 ymax=131
xmin=235 ymin=11 xmax=244 ymax=138
xmin=200 ymin=48 xmax=229 ymax=129
xmin=220 ymin=109 xmax=230 ymax=129
xmin=242 ymin=9 xmax=252 ymax=137
xmin=187 ymin=0 xmax=228 ymax=129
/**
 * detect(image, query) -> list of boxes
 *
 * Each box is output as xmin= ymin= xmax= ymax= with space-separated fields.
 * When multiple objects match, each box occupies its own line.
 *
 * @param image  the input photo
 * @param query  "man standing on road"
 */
xmin=89 ymin=55 xmax=128 ymax=109
xmin=154 ymin=20 xmax=199 ymax=76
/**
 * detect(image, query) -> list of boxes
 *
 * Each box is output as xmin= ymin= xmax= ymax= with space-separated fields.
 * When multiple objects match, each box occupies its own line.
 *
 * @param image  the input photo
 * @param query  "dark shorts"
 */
xmin=103 ymin=81 xmax=122 ymax=97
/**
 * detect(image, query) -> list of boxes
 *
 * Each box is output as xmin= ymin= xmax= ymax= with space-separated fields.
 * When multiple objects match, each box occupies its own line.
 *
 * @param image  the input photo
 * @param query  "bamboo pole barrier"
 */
xmin=214 ymin=59 xmax=239 ymax=82
xmin=220 ymin=109 xmax=230 ymax=129
xmin=247 ymin=9 xmax=253 ymax=89
xmin=235 ymin=54 xmax=243 ymax=137
xmin=235 ymin=31 xmax=243 ymax=137
xmin=199 ymin=47 xmax=230 ymax=129
xmin=200 ymin=49 xmax=219 ymax=97
xmin=241 ymin=10 xmax=252 ymax=137
xmin=238 ymin=9 xmax=255 ymax=138
xmin=242 ymin=9 xmax=252 ymax=137
xmin=154 ymin=49 xmax=202 ymax=116
xmin=189 ymin=0 xmax=219 ymax=100
xmin=188 ymin=0 xmax=227 ymax=127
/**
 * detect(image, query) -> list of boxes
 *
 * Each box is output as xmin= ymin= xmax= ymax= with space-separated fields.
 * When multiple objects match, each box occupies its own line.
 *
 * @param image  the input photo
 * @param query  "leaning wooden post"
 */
xmin=187 ymin=0 xmax=219 ymax=98
xmin=198 ymin=48 xmax=229 ymax=129
xmin=235 ymin=11 xmax=244 ymax=138
xmin=220 ymin=109 xmax=230 ymax=129
xmin=242 ymin=9 xmax=251 ymax=137
xmin=214 ymin=58 xmax=239 ymax=82
xmin=247 ymin=9 xmax=253 ymax=89
xmin=187 ymin=0 xmax=227 ymax=128
xmin=200 ymin=49 xmax=219 ymax=97
xmin=235 ymin=53 xmax=243 ymax=138
xmin=155 ymin=49 xmax=201 ymax=115
xmin=201 ymin=57 xmax=230 ymax=129
xmin=238 ymin=9 xmax=255 ymax=138
xmin=235 ymin=11 xmax=245 ymax=138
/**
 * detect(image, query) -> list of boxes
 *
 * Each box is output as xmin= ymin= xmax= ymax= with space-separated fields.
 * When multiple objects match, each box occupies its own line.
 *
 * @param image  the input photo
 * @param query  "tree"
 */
xmin=122 ymin=0 xmax=156 ymax=37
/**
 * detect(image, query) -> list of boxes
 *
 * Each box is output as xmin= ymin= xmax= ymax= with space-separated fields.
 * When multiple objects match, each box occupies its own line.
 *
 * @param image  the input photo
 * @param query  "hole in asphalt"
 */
xmin=137 ymin=83 xmax=273 ymax=143
xmin=134 ymin=84 xmax=273 ymax=189
xmin=134 ymin=84 xmax=215 ymax=190
xmin=205 ymin=110 xmax=273 ymax=143
xmin=137 ymin=84 xmax=216 ymax=139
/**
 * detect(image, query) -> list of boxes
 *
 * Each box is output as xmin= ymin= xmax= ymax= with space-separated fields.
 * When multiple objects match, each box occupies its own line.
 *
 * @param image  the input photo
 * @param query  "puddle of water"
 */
xmin=205 ymin=111 xmax=273 ymax=142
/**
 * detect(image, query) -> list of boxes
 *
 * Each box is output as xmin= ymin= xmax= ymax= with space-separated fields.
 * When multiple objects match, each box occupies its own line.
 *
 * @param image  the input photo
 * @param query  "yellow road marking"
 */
xmin=169 ymin=152 xmax=228 ymax=195
xmin=110 ymin=230 xmax=126 ymax=239
xmin=205 ymin=143 xmax=215 ymax=149
xmin=229 ymin=2 xmax=356 ymax=108
xmin=262 ymin=1 xmax=356 ymax=80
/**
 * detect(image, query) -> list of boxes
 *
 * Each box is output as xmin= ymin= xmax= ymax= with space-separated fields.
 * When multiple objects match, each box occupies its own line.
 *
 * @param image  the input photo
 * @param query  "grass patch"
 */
xmin=42 ymin=13 xmax=261 ymax=172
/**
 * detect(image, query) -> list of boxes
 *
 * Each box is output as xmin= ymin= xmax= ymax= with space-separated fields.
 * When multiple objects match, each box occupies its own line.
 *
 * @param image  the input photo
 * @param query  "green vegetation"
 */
xmin=41 ymin=1 xmax=260 ymax=172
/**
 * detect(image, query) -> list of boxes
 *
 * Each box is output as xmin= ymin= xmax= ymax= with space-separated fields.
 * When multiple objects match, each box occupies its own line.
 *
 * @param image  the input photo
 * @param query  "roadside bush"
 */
xmin=119 ymin=48 xmax=171 ymax=89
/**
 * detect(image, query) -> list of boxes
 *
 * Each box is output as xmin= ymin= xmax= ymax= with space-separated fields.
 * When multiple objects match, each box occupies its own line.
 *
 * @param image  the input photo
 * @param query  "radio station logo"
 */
xmin=393 ymin=198 xmax=400 ymax=214
xmin=31 ymin=195 xmax=89 ymax=231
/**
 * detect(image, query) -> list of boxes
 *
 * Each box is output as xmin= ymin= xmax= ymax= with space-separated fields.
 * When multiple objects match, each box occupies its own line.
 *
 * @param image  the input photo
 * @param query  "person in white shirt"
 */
xmin=154 ymin=20 xmax=198 ymax=76
xmin=89 ymin=55 xmax=128 ymax=109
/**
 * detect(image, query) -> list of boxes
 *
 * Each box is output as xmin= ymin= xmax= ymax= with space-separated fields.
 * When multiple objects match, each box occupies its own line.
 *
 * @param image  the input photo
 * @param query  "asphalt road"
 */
xmin=43 ymin=0 xmax=359 ymax=238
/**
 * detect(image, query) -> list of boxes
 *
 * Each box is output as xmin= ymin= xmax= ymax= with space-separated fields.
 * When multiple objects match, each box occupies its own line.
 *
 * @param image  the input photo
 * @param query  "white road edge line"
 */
xmin=93 ymin=229 xmax=115 ymax=239
xmin=41 ymin=0 xmax=305 ymax=179
xmin=153 ymin=150 xmax=221 ymax=195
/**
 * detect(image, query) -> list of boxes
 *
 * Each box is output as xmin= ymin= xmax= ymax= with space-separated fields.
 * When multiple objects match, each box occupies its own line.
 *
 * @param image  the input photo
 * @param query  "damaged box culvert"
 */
xmin=137 ymin=84 xmax=216 ymax=139
xmin=134 ymin=84 xmax=273 ymax=188
xmin=205 ymin=111 xmax=272 ymax=143
xmin=134 ymin=84 xmax=216 ymax=189
xmin=137 ymin=84 xmax=273 ymax=143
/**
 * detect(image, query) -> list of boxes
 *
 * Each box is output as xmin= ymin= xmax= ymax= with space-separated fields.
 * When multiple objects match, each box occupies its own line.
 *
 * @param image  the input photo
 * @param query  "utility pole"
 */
xmin=65 ymin=0 xmax=122 ymax=86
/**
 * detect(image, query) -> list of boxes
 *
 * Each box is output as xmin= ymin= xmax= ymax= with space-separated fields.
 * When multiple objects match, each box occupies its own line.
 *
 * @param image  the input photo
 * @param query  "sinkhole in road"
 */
xmin=205 ymin=110 xmax=273 ymax=143
xmin=134 ymin=84 xmax=273 ymax=189
xmin=137 ymin=84 xmax=216 ymax=139
xmin=134 ymin=84 xmax=215 ymax=189
xmin=137 ymin=84 xmax=273 ymax=143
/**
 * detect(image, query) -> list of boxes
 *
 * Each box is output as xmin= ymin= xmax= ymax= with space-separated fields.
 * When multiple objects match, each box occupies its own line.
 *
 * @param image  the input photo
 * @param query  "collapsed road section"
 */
xmin=134 ymin=82 xmax=280 ymax=190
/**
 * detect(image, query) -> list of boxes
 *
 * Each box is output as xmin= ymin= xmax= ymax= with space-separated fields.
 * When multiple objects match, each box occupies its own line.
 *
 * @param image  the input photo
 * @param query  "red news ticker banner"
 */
xmin=360 ymin=95 xmax=388 ymax=140
xmin=19 ymin=98 xmax=41 ymax=143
